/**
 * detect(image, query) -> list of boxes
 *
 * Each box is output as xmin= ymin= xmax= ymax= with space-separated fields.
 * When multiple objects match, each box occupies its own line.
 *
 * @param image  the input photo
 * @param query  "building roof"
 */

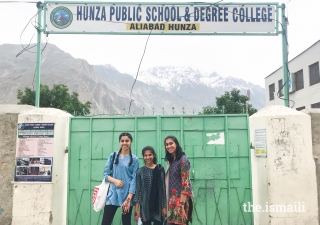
xmin=265 ymin=39 xmax=320 ymax=79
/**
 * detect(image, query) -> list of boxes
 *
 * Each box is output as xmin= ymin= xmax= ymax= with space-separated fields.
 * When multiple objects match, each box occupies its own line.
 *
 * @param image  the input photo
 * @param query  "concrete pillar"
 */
xmin=0 ymin=105 xmax=36 ymax=225
xmin=250 ymin=105 xmax=318 ymax=224
xmin=302 ymin=108 xmax=320 ymax=224
xmin=11 ymin=108 xmax=71 ymax=225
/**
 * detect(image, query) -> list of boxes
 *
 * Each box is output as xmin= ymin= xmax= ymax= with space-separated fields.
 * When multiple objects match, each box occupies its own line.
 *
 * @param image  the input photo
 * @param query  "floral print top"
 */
xmin=167 ymin=155 xmax=193 ymax=225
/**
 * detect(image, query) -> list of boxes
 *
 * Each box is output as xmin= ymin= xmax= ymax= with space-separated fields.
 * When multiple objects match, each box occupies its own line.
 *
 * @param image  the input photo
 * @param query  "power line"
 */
xmin=11 ymin=1 xmax=293 ymax=111
xmin=127 ymin=1 xmax=289 ymax=112
xmin=127 ymin=0 xmax=226 ymax=113
xmin=32 ymin=35 xmax=49 ymax=90
xmin=275 ymin=6 xmax=295 ymax=108
xmin=127 ymin=34 xmax=151 ymax=114
xmin=16 ymin=7 xmax=42 ymax=57
xmin=13 ymin=2 xmax=49 ymax=90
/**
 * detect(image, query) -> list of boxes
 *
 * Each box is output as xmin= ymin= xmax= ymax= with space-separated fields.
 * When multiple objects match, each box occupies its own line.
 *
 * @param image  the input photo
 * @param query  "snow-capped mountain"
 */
xmin=0 ymin=43 xmax=265 ymax=115
xmin=136 ymin=66 xmax=205 ymax=91
xmin=135 ymin=66 xmax=265 ymax=109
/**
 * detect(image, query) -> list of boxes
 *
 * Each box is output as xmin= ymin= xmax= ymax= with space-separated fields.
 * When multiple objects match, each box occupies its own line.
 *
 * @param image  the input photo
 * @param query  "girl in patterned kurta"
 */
xmin=164 ymin=136 xmax=193 ymax=225
xmin=134 ymin=146 xmax=167 ymax=225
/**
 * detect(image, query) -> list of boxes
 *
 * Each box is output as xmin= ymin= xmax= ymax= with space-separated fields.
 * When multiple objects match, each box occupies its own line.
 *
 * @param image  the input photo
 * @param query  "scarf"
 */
xmin=149 ymin=164 xmax=163 ymax=214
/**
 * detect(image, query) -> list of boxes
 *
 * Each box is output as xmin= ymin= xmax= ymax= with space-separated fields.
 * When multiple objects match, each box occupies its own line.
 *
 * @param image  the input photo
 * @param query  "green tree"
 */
xmin=199 ymin=88 xmax=257 ymax=116
xmin=17 ymin=84 xmax=91 ymax=116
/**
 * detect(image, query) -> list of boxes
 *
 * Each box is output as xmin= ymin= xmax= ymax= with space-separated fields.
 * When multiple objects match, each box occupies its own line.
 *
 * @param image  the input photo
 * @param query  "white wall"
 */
xmin=265 ymin=40 xmax=320 ymax=110
xmin=11 ymin=108 xmax=71 ymax=225
xmin=250 ymin=105 xmax=318 ymax=225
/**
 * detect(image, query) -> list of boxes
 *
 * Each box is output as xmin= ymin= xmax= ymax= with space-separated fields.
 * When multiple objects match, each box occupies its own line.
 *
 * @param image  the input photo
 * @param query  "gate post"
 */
xmin=281 ymin=3 xmax=289 ymax=107
xmin=35 ymin=2 xmax=43 ymax=107
xmin=11 ymin=108 xmax=71 ymax=225
xmin=249 ymin=105 xmax=318 ymax=224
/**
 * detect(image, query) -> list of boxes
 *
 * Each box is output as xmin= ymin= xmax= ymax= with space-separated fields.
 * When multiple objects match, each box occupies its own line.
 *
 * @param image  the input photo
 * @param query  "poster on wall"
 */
xmin=14 ymin=123 xmax=54 ymax=182
xmin=254 ymin=128 xmax=267 ymax=157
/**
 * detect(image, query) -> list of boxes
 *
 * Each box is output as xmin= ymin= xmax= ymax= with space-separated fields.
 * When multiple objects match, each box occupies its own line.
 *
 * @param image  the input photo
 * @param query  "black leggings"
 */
xmin=143 ymin=218 xmax=162 ymax=225
xmin=101 ymin=205 xmax=133 ymax=225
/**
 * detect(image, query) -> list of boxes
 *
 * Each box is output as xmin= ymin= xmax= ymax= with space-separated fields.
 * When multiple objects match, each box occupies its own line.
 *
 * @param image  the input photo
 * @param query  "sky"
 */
xmin=0 ymin=0 xmax=319 ymax=87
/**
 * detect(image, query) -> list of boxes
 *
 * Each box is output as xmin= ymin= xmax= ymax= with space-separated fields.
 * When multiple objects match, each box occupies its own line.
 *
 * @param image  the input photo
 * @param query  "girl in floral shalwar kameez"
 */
xmin=164 ymin=135 xmax=193 ymax=225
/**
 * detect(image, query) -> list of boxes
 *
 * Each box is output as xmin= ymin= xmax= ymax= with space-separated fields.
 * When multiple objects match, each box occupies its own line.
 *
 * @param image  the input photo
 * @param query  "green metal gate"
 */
xmin=68 ymin=115 xmax=252 ymax=225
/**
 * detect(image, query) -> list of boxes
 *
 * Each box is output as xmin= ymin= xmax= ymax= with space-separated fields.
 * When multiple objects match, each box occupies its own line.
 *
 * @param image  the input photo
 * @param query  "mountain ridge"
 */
xmin=0 ymin=43 xmax=265 ymax=115
xmin=134 ymin=66 xmax=265 ymax=109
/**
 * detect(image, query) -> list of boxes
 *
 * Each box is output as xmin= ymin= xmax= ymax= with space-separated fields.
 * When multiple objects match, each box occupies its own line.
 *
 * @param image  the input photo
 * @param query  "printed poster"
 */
xmin=14 ymin=123 xmax=54 ymax=182
xmin=254 ymin=128 xmax=267 ymax=157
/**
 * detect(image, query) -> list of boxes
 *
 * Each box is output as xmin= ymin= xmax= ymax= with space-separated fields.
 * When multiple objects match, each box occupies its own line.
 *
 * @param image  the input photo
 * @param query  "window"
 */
xmin=278 ymin=79 xmax=283 ymax=97
xmin=296 ymin=106 xmax=305 ymax=111
xmin=269 ymin=83 xmax=275 ymax=100
xmin=311 ymin=102 xmax=320 ymax=108
xmin=294 ymin=70 xmax=304 ymax=91
xmin=309 ymin=62 xmax=320 ymax=86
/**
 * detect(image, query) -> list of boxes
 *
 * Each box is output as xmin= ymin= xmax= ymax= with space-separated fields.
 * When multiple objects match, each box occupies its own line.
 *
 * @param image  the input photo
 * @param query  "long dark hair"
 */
xmin=142 ymin=146 xmax=157 ymax=164
xmin=115 ymin=132 xmax=133 ymax=166
xmin=164 ymin=135 xmax=185 ymax=162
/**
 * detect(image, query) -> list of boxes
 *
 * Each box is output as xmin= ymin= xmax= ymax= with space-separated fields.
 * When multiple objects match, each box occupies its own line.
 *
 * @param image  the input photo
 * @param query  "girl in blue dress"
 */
xmin=102 ymin=132 xmax=139 ymax=225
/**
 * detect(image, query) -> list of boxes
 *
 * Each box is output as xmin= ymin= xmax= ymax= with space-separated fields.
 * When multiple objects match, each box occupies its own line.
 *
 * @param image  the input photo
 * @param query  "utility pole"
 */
xmin=281 ymin=3 xmax=289 ymax=107
xmin=35 ymin=1 xmax=43 ymax=107
xmin=246 ymin=89 xmax=250 ymax=114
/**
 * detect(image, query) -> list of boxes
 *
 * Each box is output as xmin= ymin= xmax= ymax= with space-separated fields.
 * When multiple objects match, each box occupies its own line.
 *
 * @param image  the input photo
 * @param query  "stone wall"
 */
xmin=303 ymin=108 xmax=320 ymax=224
xmin=0 ymin=105 xmax=35 ymax=225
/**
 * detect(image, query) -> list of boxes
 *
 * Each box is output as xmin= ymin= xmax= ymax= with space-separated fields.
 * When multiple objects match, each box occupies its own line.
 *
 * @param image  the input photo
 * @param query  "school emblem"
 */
xmin=18 ymin=123 xmax=24 ymax=130
xmin=50 ymin=6 xmax=73 ymax=29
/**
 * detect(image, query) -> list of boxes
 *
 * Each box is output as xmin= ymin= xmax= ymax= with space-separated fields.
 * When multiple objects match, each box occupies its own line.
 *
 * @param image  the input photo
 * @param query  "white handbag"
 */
xmin=92 ymin=178 xmax=110 ymax=212
xmin=92 ymin=152 xmax=116 ymax=212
